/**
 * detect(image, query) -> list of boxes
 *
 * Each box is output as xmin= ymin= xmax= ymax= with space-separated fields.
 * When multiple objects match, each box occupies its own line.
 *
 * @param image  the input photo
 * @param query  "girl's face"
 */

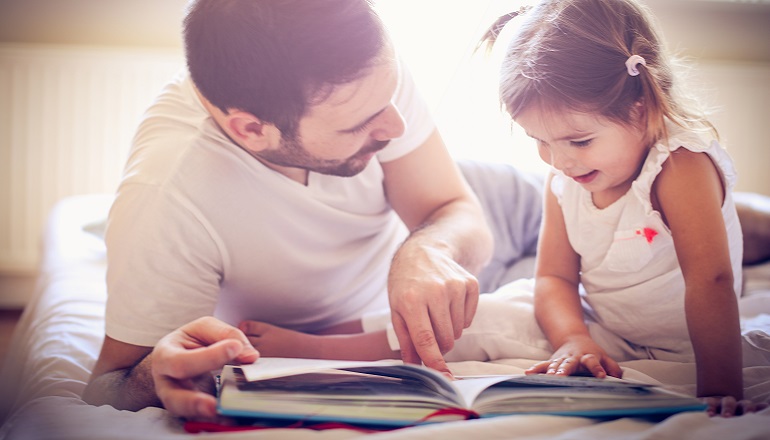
xmin=515 ymin=106 xmax=650 ymax=207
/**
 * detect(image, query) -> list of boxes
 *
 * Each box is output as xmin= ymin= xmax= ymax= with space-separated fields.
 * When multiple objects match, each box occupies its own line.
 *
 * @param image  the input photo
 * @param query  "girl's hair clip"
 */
xmin=625 ymin=55 xmax=646 ymax=76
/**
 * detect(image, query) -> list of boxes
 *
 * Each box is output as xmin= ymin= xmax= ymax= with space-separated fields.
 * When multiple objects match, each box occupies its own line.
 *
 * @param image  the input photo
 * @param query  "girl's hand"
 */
xmin=703 ymin=395 xmax=770 ymax=417
xmin=526 ymin=335 xmax=623 ymax=379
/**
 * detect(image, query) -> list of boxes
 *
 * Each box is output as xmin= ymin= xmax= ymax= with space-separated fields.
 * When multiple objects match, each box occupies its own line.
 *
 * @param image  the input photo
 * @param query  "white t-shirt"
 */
xmin=105 ymin=64 xmax=435 ymax=347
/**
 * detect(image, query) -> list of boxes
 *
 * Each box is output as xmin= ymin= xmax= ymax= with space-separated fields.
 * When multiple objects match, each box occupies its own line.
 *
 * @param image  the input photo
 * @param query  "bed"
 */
xmin=1 ymin=192 xmax=770 ymax=440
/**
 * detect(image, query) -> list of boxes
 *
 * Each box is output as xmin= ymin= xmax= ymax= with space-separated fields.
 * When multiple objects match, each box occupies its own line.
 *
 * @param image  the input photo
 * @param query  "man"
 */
xmin=83 ymin=0 xmax=500 ymax=419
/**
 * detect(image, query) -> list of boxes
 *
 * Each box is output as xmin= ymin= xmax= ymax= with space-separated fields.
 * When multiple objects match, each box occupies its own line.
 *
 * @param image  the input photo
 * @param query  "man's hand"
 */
xmin=151 ymin=316 xmax=259 ymax=419
xmin=388 ymin=243 xmax=480 ymax=376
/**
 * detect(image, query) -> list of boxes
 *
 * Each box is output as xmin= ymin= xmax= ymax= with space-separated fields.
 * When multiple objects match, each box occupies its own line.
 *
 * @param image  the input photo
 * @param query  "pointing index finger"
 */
xmin=393 ymin=311 xmax=451 ymax=376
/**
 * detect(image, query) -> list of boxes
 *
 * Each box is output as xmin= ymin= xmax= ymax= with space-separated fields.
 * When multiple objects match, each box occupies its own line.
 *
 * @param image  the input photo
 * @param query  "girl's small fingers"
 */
xmin=525 ymin=360 xmax=551 ymax=375
xmin=546 ymin=358 xmax=563 ymax=375
xmin=702 ymin=397 xmax=720 ymax=417
xmin=604 ymin=358 xmax=624 ymax=379
xmin=553 ymin=357 xmax=576 ymax=375
xmin=720 ymin=396 xmax=738 ymax=417
xmin=244 ymin=335 xmax=259 ymax=347
xmin=736 ymin=400 xmax=753 ymax=416
xmin=579 ymin=353 xmax=606 ymax=378
xmin=735 ymin=399 xmax=769 ymax=415
xmin=238 ymin=320 xmax=268 ymax=336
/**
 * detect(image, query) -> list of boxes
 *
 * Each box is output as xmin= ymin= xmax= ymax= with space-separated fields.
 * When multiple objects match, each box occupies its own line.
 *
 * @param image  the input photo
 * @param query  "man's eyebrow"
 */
xmin=339 ymin=107 xmax=388 ymax=133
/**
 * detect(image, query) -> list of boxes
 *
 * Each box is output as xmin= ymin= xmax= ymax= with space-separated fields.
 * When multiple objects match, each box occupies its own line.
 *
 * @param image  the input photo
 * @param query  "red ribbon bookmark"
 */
xmin=184 ymin=407 xmax=480 ymax=434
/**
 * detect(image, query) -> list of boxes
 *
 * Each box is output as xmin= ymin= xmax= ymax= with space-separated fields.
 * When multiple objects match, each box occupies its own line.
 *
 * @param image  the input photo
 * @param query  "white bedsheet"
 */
xmin=1 ymin=194 xmax=770 ymax=440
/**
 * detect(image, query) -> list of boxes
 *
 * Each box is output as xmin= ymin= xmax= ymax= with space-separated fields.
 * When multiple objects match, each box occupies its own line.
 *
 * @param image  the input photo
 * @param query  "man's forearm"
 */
xmin=405 ymin=198 xmax=493 ymax=275
xmin=82 ymin=355 xmax=162 ymax=411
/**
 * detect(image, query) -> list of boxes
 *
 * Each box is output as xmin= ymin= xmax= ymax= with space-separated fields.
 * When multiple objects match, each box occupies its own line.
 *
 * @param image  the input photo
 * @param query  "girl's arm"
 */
xmin=653 ymin=148 xmax=743 ymax=402
xmin=527 ymin=173 xmax=622 ymax=378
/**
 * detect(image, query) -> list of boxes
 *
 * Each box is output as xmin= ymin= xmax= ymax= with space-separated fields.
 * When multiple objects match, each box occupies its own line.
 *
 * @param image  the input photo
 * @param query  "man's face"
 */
xmin=255 ymin=47 xmax=406 ymax=178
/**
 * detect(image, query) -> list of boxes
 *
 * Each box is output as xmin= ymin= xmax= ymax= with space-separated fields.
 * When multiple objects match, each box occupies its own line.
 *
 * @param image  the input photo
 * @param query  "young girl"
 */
xmin=487 ymin=0 xmax=765 ymax=417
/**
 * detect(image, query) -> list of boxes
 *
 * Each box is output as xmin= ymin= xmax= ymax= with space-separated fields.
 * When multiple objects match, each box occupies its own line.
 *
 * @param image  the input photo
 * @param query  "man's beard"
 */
xmin=255 ymin=135 xmax=390 ymax=178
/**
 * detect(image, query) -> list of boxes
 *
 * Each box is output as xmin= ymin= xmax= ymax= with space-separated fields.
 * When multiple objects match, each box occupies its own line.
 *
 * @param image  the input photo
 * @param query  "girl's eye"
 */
xmin=571 ymin=139 xmax=592 ymax=148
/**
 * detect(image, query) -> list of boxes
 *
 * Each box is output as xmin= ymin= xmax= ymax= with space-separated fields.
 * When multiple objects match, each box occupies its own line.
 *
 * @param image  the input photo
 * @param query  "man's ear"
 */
xmin=224 ymin=111 xmax=281 ymax=153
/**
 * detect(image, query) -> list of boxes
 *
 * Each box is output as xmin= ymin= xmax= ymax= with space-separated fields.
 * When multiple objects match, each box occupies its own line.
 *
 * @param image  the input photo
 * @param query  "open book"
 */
xmin=217 ymin=358 xmax=706 ymax=427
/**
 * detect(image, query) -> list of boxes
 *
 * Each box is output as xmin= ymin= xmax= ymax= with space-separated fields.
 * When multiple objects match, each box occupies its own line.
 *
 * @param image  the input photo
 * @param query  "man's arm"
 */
xmin=381 ymin=129 xmax=494 ymax=374
xmin=83 ymin=317 xmax=259 ymax=418
xmin=82 ymin=337 xmax=159 ymax=411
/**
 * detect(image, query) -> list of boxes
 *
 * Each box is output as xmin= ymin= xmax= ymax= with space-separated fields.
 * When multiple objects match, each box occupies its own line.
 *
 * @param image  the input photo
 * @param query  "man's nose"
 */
xmin=371 ymin=103 xmax=405 ymax=141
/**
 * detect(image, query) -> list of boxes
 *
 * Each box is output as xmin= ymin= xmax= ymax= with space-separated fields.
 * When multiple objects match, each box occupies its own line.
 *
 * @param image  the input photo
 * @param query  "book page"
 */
xmin=451 ymin=374 xmax=658 ymax=408
xmin=485 ymin=374 xmax=657 ymax=388
xmin=452 ymin=376 xmax=519 ymax=407
xmin=219 ymin=364 xmax=469 ymax=424
xmin=462 ymin=374 xmax=704 ymax=416
xmin=238 ymin=357 xmax=402 ymax=381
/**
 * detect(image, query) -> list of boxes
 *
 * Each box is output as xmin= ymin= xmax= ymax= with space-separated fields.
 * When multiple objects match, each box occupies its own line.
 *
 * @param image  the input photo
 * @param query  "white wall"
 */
xmin=0 ymin=0 xmax=187 ymax=48
xmin=0 ymin=0 xmax=187 ymax=306
xmin=645 ymin=0 xmax=770 ymax=195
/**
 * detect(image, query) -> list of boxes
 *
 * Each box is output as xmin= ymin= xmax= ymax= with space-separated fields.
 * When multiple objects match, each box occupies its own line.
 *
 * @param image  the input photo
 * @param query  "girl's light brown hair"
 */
xmin=481 ymin=0 xmax=716 ymax=146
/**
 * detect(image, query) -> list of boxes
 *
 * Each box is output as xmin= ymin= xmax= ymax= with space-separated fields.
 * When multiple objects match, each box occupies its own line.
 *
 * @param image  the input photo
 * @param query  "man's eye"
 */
xmin=348 ymin=121 xmax=373 ymax=134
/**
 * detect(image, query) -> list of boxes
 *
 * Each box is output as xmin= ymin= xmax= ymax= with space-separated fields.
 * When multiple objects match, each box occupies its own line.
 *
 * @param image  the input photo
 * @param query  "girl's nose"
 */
xmin=549 ymin=147 xmax=574 ymax=171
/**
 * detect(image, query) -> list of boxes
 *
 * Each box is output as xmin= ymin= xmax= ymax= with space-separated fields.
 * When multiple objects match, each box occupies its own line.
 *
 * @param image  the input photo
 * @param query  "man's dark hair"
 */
xmin=184 ymin=0 xmax=387 ymax=137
